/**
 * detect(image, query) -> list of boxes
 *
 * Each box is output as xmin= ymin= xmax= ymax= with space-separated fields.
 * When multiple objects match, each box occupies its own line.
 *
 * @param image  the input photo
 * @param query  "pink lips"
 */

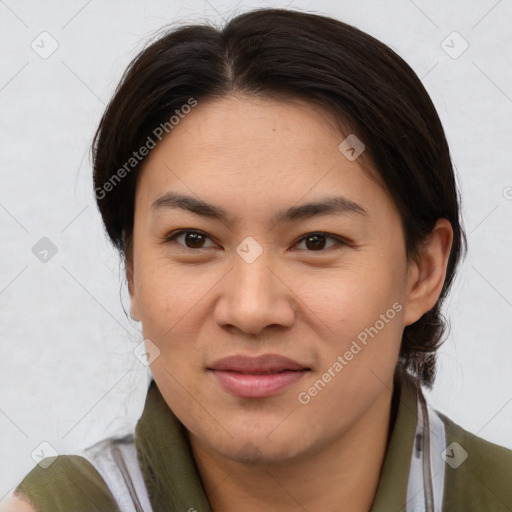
xmin=208 ymin=354 xmax=310 ymax=398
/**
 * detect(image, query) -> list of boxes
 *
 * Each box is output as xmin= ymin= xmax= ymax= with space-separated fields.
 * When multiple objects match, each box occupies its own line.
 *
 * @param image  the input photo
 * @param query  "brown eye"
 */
xmin=165 ymin=230 xmax=217 ymax=249
xmin=183 ymin=232 xmax=206 ymax=248
xmin=294 ymin=232 xmax=344 ymax=251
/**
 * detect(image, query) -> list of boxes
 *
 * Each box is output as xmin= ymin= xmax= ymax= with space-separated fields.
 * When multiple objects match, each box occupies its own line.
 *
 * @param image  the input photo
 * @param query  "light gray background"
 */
xmin=1 ymin=0 xmax=511 ymax=497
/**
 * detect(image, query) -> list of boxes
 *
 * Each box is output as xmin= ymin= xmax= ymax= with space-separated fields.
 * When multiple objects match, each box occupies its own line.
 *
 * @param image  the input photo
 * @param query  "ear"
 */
xmin=126 ymin=258 xmax=141 ymax=322
xmin=403 ymin=218 xmax=454 ymax=326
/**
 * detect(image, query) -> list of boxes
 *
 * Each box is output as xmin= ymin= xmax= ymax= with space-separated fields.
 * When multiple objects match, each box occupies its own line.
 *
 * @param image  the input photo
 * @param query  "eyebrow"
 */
xmin=151 ymin=191 xmax=368 ymax=224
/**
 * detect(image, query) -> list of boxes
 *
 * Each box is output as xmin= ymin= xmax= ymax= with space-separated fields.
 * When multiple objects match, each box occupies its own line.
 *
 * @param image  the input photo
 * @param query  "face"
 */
xmin=129 ymin=94 xmax=416 ymax=465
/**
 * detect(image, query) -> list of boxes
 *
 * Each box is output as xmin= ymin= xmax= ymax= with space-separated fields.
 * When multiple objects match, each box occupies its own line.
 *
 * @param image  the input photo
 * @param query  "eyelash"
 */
xmin=163 ymin=229 xmax=349 ymax=252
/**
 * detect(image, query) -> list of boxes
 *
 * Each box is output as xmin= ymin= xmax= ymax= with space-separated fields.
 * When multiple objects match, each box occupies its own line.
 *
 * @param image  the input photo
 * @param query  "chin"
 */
xmin=226 ymin=441 xmax=303 ymax=466
xmin=206 ymin=425 xmax=316 ymax=467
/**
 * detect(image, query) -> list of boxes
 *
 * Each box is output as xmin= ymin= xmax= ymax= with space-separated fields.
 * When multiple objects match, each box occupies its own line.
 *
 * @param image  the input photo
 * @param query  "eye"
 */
xmin=164 ymin=230 xmax=218 ymax=249
xmin=163 ymin=230 xmax=347 ymax=252
xmin=293 ymin=232 xmax=346 ymax=251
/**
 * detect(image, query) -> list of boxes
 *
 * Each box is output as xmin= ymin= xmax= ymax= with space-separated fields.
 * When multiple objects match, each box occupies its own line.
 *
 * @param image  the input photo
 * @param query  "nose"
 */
xmin=214 ymin=248 xmax=296 ymax=336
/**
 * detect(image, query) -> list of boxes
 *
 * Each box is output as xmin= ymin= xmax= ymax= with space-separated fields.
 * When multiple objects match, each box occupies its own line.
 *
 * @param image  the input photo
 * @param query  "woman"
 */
xmin=3 ymin=7 xmax=511 ymax=512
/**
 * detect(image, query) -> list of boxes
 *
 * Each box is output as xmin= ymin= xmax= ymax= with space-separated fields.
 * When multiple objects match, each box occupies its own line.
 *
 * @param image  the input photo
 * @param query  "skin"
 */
xmin=0 ymin=494 xmax=35 ymax=512
xmin=125 ymin=94 xmax=451 ymax=512
xmin=125 ymin=94 xmax=453 ymax=512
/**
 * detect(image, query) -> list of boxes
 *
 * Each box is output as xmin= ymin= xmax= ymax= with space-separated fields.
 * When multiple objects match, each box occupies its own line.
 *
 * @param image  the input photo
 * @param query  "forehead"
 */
xmin=135 ymin=94 xmax=394 ymax=224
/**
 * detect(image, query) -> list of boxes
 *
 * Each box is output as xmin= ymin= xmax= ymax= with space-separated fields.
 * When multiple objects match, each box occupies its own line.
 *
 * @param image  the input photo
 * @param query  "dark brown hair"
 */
xmin=92 ymin=7 xmax=467 ymax=388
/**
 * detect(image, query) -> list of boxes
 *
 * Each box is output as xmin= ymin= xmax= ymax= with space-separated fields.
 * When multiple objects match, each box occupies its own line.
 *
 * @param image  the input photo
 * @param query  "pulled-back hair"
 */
xmin=92 ymin=8 xmax=467 ymax=387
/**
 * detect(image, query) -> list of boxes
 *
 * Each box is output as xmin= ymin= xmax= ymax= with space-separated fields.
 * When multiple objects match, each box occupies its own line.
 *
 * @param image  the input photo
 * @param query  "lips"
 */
xmin=209 ymin=354 xmax=307 ymax=373
xmin=207 ymin=354 xmax=310 ymax=398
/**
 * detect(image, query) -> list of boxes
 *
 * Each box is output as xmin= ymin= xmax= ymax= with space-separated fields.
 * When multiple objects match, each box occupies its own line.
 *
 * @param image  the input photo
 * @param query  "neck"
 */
xmin=189 ymin=383 xmax=395 ymax=512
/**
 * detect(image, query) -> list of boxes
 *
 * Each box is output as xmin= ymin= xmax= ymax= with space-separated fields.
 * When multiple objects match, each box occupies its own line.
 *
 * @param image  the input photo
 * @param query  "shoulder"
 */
xmin=10 ymin=454 xmax=120 ymax=512
xmin=0 ymin=493 xmax=36 ymax=512
xmin=437 ymin=410 xmax=512 ymax=511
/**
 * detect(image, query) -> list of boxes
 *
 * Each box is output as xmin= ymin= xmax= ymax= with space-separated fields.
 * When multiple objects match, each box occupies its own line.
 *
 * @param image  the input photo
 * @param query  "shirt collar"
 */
xmin=370 ymin=372 xmax=419 ymax=511
xmin=135 ymin=372 xmax=419 ymax=512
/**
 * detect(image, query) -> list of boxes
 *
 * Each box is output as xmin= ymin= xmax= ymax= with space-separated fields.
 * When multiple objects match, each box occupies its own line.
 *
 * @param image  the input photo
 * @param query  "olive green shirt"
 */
xmin=14 ymin=375 xmax=512 ymax=511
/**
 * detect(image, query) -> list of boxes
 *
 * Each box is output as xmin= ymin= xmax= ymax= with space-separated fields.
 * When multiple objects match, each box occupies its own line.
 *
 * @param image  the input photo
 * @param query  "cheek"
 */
xmin=297 ymin=259 xmax=406 ymax=392
xmin=134 ymin=256 xmax=213 ymax=335
xmin=297 ymin=266 xmax=404 ymax=408
xmin=303 ymin=263 xmax=402 ymax=336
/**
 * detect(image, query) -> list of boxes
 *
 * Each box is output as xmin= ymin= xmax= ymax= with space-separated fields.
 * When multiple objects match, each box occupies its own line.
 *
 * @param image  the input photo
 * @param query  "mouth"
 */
xmin=207 ymin=354 xmax=311 ymax=398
